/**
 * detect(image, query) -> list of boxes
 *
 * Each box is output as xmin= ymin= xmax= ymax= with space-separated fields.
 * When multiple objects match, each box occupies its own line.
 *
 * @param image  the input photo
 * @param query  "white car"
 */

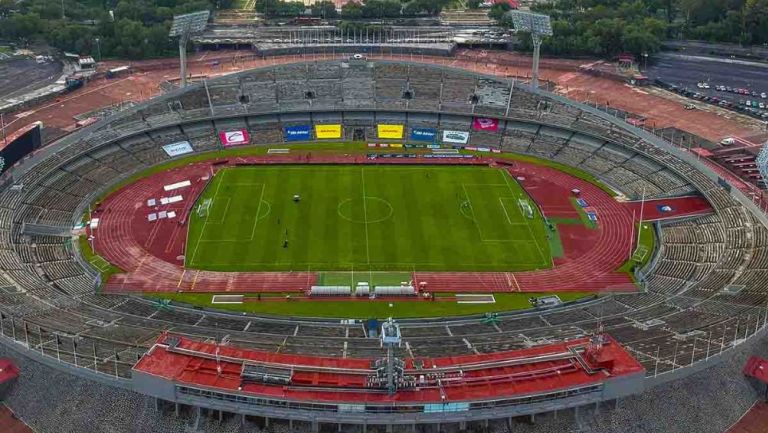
xmin=720 ymin=137 xmax=735 ymax=146
xmin=762 ymin=92 xmax=767 ymax=99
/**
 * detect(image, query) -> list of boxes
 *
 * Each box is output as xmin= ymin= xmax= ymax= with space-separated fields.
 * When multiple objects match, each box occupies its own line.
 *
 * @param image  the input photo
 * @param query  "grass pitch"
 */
xmin=147 ymin=291 xmax=593 ymax=319
xmin=185 ymin=165 xmax=552 ymax=272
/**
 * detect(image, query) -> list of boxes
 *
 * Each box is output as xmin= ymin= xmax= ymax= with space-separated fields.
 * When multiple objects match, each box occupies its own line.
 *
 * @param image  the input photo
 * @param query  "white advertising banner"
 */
xmin=442 ymin=130 xmax=470 ymax=144
xmin=162 ymin=141 xmax=194 ymax=157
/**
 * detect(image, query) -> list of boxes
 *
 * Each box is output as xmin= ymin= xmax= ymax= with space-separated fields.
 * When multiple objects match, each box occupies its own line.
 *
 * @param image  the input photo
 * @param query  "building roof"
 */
xmin=744 ymin=356 xmax=768 ymax=384
xmin=0 ymin=359 xmax=19 ymax=384
xmin=134 ymin=334 xmax=644 ymax=405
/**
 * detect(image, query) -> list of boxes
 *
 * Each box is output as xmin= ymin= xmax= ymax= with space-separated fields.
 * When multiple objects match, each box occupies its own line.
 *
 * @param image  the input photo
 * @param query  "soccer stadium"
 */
xmin=1 ymin=56 xmax=768 ymax=433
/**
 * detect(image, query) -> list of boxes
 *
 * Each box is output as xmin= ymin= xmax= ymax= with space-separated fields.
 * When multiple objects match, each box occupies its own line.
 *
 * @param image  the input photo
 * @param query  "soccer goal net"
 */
xmin=518 ymin=199 xmax=534 ymax=219
xmin=631 ymin=245 xmax=649 ymax=262
xmin=196 ymin=198 xmax=212 ymax=218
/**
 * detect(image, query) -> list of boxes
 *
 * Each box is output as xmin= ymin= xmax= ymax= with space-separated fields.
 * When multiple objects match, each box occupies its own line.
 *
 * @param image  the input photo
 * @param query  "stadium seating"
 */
xmin=0 ymin=59 xmax=766 ymax=430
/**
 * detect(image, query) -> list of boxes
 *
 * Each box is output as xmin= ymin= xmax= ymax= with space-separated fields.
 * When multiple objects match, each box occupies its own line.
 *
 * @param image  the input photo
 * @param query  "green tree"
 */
xmin=743 ymin=0 xmax=768 ymax=43
xmin=488 ymin=3 xmax=511 ymax=21
xmin=341 ymin=1 xmax=363 ymax=18
xmin=310 ymin=0 xmax=338 ymax=18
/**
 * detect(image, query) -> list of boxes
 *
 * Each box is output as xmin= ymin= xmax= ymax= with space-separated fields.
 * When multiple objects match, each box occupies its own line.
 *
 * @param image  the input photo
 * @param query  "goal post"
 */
xmin=518 ymin=198 xmax=534 ymax=219
xmin=196 ymin=198 xmax=212 ymax=218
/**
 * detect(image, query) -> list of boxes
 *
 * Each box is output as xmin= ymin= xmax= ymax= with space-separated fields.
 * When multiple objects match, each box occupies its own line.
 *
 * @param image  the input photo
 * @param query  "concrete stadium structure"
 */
xmin=0 ymin=58 xmax=767 ymax=432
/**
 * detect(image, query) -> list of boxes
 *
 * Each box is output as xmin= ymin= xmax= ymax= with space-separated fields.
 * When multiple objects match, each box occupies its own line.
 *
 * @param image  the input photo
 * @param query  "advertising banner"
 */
xmin=472 ymin=117 xmax=500 ymax=132
xmin=284 ymin=125 xmax=312 ymax=142
xmin=218 ymin=129 xmax=249 ymax=147
xmin=442 ymin=130 xmax=470 ymax=144
xmin=368 ymin=153 xmax=417 ymax=159
xmin=315 ymin=124 xmax=342 ymax=139
xmin=162 ymin=141 xmax=194 ymax=157
xmin=410 ymin=128 xmax=437 ymax=142
xmin=377 ymin=124 xmax=404 ymax=139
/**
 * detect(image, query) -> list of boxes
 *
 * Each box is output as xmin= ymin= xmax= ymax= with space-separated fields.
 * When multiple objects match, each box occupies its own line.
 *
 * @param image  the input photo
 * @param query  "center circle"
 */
xmin=337 ymin=197 xmax=393 ymax=224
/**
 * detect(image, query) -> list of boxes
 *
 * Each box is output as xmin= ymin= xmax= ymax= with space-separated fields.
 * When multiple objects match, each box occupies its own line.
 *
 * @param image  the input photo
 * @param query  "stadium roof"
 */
xmin=134 ymin=334 xmax=644 ymax=404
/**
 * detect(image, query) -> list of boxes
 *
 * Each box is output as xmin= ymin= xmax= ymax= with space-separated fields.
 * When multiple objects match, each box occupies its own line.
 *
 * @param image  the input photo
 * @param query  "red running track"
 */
xmin=624 ymin=196 xmax=713 ymax=222
xmin=726 ymin=401 xmax=768 ymax=433
xmin=95 ymin=154 xmax=649 ymax=294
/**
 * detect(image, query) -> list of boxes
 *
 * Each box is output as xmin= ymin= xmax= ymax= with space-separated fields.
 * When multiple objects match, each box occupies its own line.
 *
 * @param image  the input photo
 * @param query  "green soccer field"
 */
xmin=185 ymin=165 xmax=552 ymax=272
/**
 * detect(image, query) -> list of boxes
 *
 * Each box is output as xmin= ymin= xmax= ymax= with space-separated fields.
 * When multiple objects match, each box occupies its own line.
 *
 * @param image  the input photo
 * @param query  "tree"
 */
xmin=0 ymin=14 xmax=43 ymax=40
xmin=488 ymin=3 xmax=511 ymax=21
xmin=0 ymin=0 xmax=14 ymax=18
xmin=467 ymin=0 xmax=482 ymax=8
xmin=310 ymin=0 xmax=338 ymax=18
xmin=255 ymin=0 xmax=279 ymax=14
xmin=743 ymin=0 xmax=768 ymax=44
xmin=341 ymin=1 xmax=363 ymax=18
xmin=622 ymin=25 xmax=661 ymax=55
xmin=361 ymin=0 xmax=402 ymax=18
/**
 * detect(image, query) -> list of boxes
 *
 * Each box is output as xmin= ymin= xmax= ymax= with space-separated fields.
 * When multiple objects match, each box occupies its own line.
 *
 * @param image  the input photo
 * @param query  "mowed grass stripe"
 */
xmin=185 ymin=165 xmax=552 ymax=272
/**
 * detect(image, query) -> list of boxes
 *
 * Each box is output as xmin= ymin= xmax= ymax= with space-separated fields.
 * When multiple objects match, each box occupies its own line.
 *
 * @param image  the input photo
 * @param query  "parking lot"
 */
xmin=648 ymin=53 xmax=768 ymax=121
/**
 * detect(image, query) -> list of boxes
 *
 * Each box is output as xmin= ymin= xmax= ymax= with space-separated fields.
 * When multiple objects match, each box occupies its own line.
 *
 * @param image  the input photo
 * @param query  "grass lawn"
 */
xmin=185 ymin=165 xmax=552 ymax=272
xmin=146 ymin=291 xmax=594 ymax=319
xmin=618 ymin=222 xmax=656 ymax=274
xmin=77 ymin=235 xmax=123 ymax=288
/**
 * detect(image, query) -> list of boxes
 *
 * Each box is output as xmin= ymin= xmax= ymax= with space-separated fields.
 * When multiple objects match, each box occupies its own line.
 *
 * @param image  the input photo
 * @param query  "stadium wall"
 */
xmin=131 ymin=369 xmax=645 ymax=426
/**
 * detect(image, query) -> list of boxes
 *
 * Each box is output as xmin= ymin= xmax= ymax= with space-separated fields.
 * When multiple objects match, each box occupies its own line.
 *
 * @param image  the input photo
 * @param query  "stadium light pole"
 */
xmin=169 ymin=11 xmax=210 ymax=88
xmin=506 ymin=11 xmax=553 ymax=89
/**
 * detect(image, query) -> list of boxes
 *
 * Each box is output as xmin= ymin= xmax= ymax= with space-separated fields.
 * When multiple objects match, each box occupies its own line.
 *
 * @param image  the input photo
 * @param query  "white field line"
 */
xmin=500 ymin=170 xmax=547 ymax=264
xmin=499 ymin=197 xmax=513 ymax=225
xmin=189 ymin=169 xmax=227 ymax=264
xmin=249 ymin=184 xmax=266 ymax=241
xmin=361 ymin=168 xmax=371 ymax=265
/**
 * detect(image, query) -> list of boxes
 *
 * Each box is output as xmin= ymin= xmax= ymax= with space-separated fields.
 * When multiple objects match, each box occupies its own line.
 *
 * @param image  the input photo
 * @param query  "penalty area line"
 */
xmin=189 ymin=169 xmax=227 ymax=265
xmin=249 ymin=183 xmax=266 ymax=241
xmin=500 ymin=170 xmax=547 ymax=264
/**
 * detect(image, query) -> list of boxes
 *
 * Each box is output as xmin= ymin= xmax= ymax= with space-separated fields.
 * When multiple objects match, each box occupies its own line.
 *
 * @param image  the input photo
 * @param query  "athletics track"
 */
xmin=92 ymin=153 xmax=708 ymax=295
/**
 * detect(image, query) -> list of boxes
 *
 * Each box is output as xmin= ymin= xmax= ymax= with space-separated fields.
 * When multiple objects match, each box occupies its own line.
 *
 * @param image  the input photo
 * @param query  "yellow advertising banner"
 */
xmin=377 ymin=124 xmax=404 ymax=139
xmin=315 ymin=124 xmax=342 ymax=139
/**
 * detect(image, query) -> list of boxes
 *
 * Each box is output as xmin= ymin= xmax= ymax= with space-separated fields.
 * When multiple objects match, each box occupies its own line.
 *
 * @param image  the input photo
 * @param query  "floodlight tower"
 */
xmin=757 ymin=142 xmax=768 ymax=189
xmin=506 ymin=11 xmax=553 ymax=89
xmin=169 ymin=11 xmax=210 ymax=88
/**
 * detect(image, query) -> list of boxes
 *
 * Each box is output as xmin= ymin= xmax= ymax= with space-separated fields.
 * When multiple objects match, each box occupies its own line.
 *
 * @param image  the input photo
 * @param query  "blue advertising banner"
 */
xmin=284 ymin=125 xmax=312 ymax=142
xmin=410 ymin=128 xmax=437 ymax=142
